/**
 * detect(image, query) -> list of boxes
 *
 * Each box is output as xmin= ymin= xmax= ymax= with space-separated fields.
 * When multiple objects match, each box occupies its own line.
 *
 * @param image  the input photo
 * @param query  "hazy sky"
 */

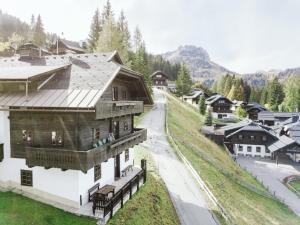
xmin=1 ymin=0 xmax=300 ymax=73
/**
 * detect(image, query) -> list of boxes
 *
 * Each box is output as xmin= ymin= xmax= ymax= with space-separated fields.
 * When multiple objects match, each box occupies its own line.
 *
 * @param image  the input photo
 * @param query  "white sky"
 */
xmin=0 ymin=0 xmax=300 ymax=73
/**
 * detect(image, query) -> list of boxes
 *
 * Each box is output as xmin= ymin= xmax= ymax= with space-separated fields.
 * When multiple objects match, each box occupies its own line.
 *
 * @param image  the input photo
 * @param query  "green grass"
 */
xmin=0 ymin=192 xmax=96 ymax=225
xmin=290 ymin=181 xmax=300 ymax=191
xmin=107 ymin=146 xmax=179 ymax=225
xmin=108 ymin=110 xmax=179 ymax=225
xmin=166 ymin=93 xmax=300 ymax=225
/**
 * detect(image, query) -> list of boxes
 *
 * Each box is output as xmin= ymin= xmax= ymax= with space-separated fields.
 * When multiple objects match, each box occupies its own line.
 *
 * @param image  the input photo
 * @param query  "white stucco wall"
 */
xmin=234 ymin=144 xmax=271 ymax=158
xmin=0 ymin=111 xmax=135 ymax=209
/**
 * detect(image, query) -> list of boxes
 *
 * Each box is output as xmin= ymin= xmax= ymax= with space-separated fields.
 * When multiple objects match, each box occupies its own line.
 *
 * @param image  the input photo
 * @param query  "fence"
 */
xmin=93 ymin=159 xmax=147 ymax=221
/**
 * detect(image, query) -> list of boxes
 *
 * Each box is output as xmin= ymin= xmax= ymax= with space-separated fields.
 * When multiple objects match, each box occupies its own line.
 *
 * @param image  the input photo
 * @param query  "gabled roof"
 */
xmin=58 ymin=39 xmax=86 ymax=54
xmin=0 ymin=65 xmax=69 ymax=81
xmin=268 ymin=135 xmax=297 ymax=153
xmin=205 ymin=94 xmax=233 ymax=105
xmin=150 ymin=70 xmax=169 ymax=78
xmin=225 ymin=122 xmax=277 ymax=139
xmin=0 ymin=52 xmax=153 ymax=110
xmin=183 ymin=90 xmax=204 ymax=99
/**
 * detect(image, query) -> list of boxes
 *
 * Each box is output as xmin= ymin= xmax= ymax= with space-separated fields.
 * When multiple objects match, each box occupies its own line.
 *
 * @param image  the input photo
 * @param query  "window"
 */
xmin=262 ymin=136 xmax=267 ymax=141
xmin=22 ymin=130 xmax=32 ymax=143
xmin=238 ymin=135 xmax=243 ymax=140
xmin=51 ymin=131 xmax=63 ymax=146
xmin=94 ymin=164 xmax=101 ymax=182
xmin=112 ymin=87 xmax=118 ymax=101
xmin=122 ymin=90 xmax=127 ymax=100
xmin=156 ymin=74 xmax=162 ymax=78
xmin=124 ymin=121 xmax=129 ymax=131
xmin=125 ymin=149 xmax=129 ymax=162
xmin=256 ymin=147 xmax=261 ymax=153
xmin=238 ymin=145 xmax=243 ymax=152
xmin=250 ymin=136 xmax=255 ymax=141
xmin=21 ymin=170 xmax=32 ymax=186
xmin=219 ymin=100 xmax=225 ymax=103
xmin=0 ymin=144 xmax=3 ymax=161
xmin=92 ymin=128 xmax=100 ymax=141
xmin=247 ymin=146 xmax=252 ymax=152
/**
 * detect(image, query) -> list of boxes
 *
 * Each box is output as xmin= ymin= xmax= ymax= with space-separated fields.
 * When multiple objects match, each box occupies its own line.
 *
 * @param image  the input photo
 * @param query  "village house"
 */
xmin=183 ymin=89 xmax=208 ymax=106
xmin=0 ymin=46 xmax=153 ymax=213
xmin=205 ymin=94 xmax=234 ymax=119
xmin=151 ymin=71 xmax=168 ymax=89
xmin=244 ymin=102 xmax=267 ymax=120
xmin=258 ymin=111 xmax=300 ymax=126
xmin=201 ymin=119 xmax=300 ymax=163
xmin=49 ymin=38 xmax=87 ymax=55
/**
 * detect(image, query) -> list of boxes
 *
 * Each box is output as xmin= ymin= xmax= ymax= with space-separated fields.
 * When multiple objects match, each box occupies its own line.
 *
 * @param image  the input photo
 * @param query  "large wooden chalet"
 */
xmin=0 ymin=47 xmax=153 ymax=210
xmin=151 ymin=71 xmax=168 ymax=89
xmin=205 ymin=94 xmax=233 ymax=119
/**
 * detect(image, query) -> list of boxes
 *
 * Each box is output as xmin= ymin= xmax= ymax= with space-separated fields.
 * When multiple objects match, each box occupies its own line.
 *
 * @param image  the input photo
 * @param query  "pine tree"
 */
xmin=235 ymin=106 xmax=247 ymax=118
xmin=199 ymin=95 xmax=206 ymax=115
xmin=117 ymin=10 xmax=131 ymax=64
xmin=268 ymin=77 xmax=284 ymax=111
xmin=33 ymin=14 xmax=46 ymax=47
xmin=282 ymin=76 xmax=300 ymax=112
xmin=102 ymin=0 xmax=113 ymax=23
xmin=176 ymin=64 xmax=192 ymax=97
xmin=224 ymin=74 xmax=233 ymax=96
xmin=204 ymin=110 xmax=213 ymax=126
xmin=88 ymin=8 xmax=101 ymax=52
xmin=133 ymin=27 xmax=142 ymax=53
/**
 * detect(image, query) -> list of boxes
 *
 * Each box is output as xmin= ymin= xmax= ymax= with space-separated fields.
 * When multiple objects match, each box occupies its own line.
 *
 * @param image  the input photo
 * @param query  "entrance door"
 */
xmin=112 ymin=121 xmax=119 ymax=139
xmin=114 ymin=154 xmax=120 ymax=180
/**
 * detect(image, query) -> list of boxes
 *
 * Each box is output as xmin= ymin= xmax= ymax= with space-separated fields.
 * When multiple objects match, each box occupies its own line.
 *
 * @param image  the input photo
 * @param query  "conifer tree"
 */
xmin=199 ymin=95 xmax=206 ymax=115
xmin=204 ymin=110 xmax=213 ymax=126
xmin=117 ymin=10 xmax=131 ymax=64
xmin=33 ymin=14 xmax=46 ymax=47
xmin=176 ymin=64 xmax=192 ymax=97
xmin=88 ymin=8 xmax=101 ymax=52
xmin=268 ymin=77 xmax=284 ymax=111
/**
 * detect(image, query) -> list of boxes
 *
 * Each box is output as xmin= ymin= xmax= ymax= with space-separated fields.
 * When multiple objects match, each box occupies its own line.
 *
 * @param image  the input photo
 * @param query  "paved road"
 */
xmin=139 ymin=89 xmax=217 ymax=225
xmin=237 ymin=157 xmax=300 ymax=216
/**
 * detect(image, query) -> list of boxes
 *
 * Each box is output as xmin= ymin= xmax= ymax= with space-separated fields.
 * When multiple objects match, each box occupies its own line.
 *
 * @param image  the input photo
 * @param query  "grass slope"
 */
xmin=166 ymin=93 xmax=300 ymax=225
xmin=0 ymin=192 xmax=95 ymax=225
xmin=107 ymin=146 xmax=179 ymax=225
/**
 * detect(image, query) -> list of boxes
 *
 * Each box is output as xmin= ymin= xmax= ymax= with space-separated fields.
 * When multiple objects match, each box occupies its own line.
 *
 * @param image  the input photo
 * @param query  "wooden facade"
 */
xmin=151 ymin=71 xmax=168 ymax=87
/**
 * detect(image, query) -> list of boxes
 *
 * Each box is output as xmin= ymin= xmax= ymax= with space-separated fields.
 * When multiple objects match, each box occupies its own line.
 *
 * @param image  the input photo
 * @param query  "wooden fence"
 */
xmin=93 ymin=159 xmax=147 ymax=219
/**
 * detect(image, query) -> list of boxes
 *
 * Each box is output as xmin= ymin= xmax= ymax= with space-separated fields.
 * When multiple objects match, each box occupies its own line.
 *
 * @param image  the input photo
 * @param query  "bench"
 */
xmin=121 ymin=165 xmax=133 ymax=177
xmin=88 ymin=183 xmax=100 ymax=202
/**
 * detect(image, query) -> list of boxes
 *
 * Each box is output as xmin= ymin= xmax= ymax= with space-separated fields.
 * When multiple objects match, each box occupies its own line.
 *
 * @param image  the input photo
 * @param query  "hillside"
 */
xmin=0 ymin=10 xmax=30 ymax=41
xmin=166 ymin=93 xmax=300 ymax=225
xmin=162 ymin=45 xmax=232 ymax=86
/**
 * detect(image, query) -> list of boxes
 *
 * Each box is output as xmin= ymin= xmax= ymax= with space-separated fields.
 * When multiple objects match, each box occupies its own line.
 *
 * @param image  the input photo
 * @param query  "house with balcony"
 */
xmin=205 ymin=94 xmax=234 ymax=119
xmin=0 ymin=49 xmax=153 ymax=213
xmin=49 ymin=38 xmax=87 ymax=55
xmin=151 ymin=71 xmax=168 ymax=89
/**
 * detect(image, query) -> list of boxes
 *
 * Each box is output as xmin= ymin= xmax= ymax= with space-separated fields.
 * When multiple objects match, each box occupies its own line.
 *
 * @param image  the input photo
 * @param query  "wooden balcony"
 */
xmin=96 ymin=101 xmax=144 ymax=119
xmin=24 ymin=128 xmax=147 ymax=173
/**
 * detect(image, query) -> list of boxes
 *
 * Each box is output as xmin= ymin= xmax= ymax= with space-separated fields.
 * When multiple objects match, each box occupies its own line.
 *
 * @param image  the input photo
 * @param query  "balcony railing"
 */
xmin=25 ymin=128 xmax=147 ymax=173
xmin=96 ymin=101 xmax=144 ymax=119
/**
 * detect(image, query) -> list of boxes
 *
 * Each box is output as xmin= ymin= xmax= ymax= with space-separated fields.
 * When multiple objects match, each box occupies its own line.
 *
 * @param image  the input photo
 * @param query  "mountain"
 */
xmin=243 ymin=67 xmax=300 ymax=86
xmin=162 ymin=45 xmax=300 ymax=87
xmin=162 ymin=45 xmax=232 ymax=86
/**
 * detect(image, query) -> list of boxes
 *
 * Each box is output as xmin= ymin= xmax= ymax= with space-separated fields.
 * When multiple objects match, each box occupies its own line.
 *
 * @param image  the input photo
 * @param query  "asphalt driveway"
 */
xmin=237 ymin=157 xmax=300 ymax=216
xmin=139 ymin=89 xmax=218 ymax=225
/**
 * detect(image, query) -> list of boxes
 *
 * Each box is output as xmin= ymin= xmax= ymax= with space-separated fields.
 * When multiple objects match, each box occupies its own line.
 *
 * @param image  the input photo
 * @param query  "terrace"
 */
xmin=25 ymin=128 xmax=147 ymax=172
